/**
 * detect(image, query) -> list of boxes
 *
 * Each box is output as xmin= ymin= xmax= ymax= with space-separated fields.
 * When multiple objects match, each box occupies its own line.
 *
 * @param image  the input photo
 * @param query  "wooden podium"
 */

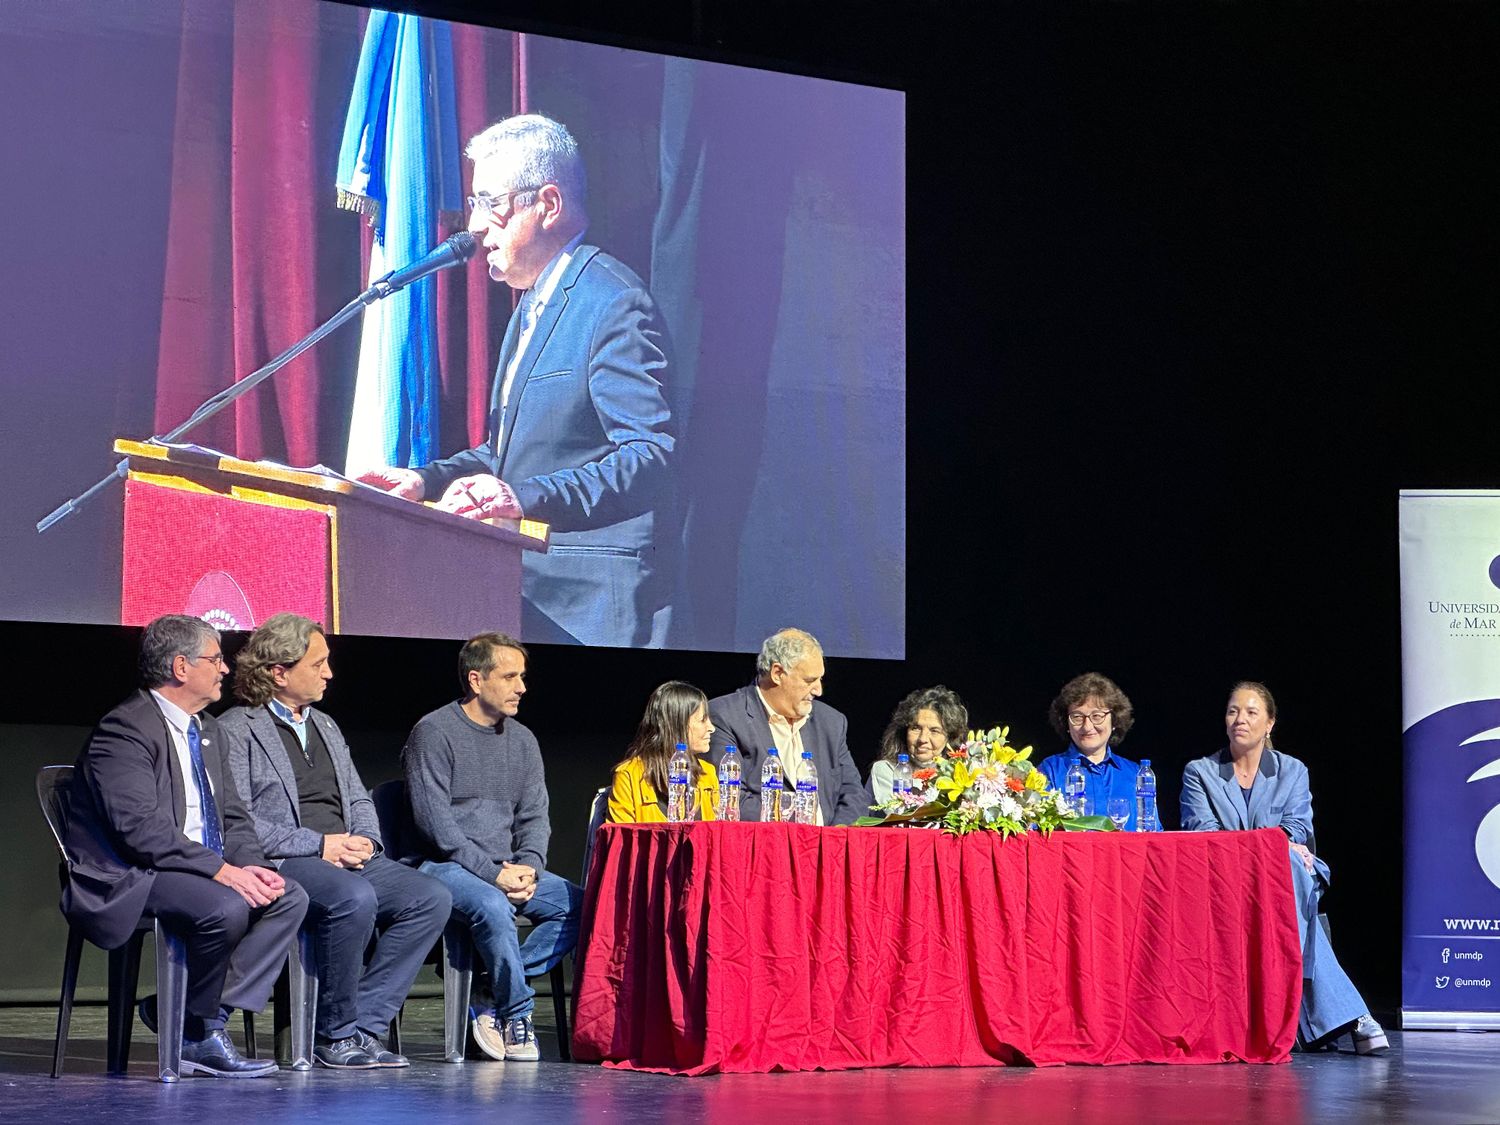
xmin=115 ymin=439 xmax=549 ymax=639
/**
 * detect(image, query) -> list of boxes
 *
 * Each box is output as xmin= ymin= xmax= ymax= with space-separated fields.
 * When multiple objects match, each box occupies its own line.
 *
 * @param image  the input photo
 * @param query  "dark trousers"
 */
xmin=144 ymin=870 xmax=308 ymax=1040
xmin=278 ymin=855 xmax=451 ymax=1040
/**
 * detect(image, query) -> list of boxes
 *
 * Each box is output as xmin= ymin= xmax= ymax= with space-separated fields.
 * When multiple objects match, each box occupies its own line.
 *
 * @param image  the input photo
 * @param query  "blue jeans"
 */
xmin=418 ymin=861 xmax=582 ymax=1021
xmin=1289 ymin=850 xmax=1367 ymax=1041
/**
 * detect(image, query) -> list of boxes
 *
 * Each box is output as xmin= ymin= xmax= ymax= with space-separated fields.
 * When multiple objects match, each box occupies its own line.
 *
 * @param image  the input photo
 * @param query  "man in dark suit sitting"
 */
xmin=219 ymin=613 xmax=451 ymax=1070
xmin=708 ymin=628 xmax=867 ymax=825
xmin=359 ymin=113 xmax=677 ymax=648
xmin=63 ymin=615 xmax=307 ymax=1077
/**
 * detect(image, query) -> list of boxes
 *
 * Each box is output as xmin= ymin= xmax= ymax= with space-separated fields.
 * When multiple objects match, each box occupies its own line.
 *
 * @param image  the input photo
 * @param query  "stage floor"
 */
xmin=3 ymin=1000 xmax=1497 ymax=1125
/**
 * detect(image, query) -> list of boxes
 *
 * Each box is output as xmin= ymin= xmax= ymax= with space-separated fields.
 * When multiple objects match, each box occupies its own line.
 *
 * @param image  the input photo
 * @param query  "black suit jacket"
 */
xmin=61 ymin=690 xmax=267 ymax=949
xmin=707 ymin=684 xmax=867 ymax=826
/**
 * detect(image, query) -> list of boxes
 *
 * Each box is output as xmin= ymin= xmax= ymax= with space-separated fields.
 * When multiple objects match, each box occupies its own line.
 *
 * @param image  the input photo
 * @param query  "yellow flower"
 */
xmin=1024 ymin=768 xmax=1050 ymax=792
xmin=992 ymin=745 xmax=1016 ymax=766
xmin=1012 ymin=744 xmax=1033 ymax=764
xmin=937 ymin=758 xmax=976 ymax=798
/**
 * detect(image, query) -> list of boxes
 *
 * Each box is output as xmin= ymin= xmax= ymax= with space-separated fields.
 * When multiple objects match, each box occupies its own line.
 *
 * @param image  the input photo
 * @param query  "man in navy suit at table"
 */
xmin=62 ymin=615 xmax=307 ymax=1077
xmin=360 ymin=113 xmax=676 ymax=649
xmin=708 ymin=628 xmax=867 ymax=825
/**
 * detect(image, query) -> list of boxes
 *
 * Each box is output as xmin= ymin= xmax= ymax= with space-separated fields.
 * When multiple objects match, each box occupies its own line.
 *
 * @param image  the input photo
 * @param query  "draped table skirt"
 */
xmin=571 ymin=823 xmax=1302 ymax=1073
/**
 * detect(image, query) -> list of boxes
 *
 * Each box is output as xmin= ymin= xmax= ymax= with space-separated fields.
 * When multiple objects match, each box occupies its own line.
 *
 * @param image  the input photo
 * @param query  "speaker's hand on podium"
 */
xmin=356 ymin=466 xmax=425 ymax=500
xmin=435 ymin=474 xmax=523 ymax=520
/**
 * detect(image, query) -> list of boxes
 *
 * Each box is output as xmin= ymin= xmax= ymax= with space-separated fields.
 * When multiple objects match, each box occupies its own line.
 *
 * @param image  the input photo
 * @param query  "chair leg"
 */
xmin=286 ymin=928 xmax=317 ymax=1071
xmin=271 ymin=956 xmax=291 ymax=1065
xmin=389 ymin=1004 xmax=403 ymax=1055
xmin=442 ymin=929 xmax=473 ymax=1063
xmin=243 ymin=1010 xmax=257 ymax=1059
xmin=51 ymin=927 xmax=85 ymax=1078
xmin=153 ymin=921 xmax=187 ymax=1083
xmin=551 ymin=961 xmax=570 ymax=1062
xmin=106 ymin=931 xmax=145 ymax=1075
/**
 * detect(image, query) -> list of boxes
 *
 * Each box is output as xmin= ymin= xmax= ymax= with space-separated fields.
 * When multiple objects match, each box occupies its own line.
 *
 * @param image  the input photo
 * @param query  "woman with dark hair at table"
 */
xmin=607 ymin=681 xmax=720 ymax=823
xmin=866 ymin=686 xmax=968 ymax=804
xmin=1035 ymin=672 xmax=1143 ymax=829
xmin=1180 ymin=680 xmax=1388 ymax=1055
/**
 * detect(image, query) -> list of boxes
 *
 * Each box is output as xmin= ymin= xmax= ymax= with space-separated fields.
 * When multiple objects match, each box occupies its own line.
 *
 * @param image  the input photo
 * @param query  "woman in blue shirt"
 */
xmin=1035 ymin=673 xmax=1142 ymax=828
xmin=1180 ymin=681 xmax=1387 ymax=1055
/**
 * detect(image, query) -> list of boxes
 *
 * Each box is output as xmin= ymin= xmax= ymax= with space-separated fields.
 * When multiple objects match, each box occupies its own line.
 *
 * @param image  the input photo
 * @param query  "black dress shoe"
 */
xmin=181 ymin=1029 xmax=278 ymax=1078
xmin=314 ymin=1035 xmax=380 ymax=1069
xmin=354 ymin=1029 xmax=410 ymax=1068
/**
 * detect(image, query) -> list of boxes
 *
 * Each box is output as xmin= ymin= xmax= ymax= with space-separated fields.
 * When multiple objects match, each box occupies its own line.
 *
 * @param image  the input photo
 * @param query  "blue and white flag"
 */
xmin=336 ymin=11 xmax=461 ymax=474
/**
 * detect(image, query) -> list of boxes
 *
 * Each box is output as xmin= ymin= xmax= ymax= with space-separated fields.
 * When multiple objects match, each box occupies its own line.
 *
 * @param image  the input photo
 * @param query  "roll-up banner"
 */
xmin=1401 ymin=490 xmax=1500 ymax=1029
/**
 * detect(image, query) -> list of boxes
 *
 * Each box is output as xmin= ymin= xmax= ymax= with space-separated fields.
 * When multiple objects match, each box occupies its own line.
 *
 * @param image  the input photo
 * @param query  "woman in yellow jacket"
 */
xmin=608 ymin=681 xmax=720 ymax=822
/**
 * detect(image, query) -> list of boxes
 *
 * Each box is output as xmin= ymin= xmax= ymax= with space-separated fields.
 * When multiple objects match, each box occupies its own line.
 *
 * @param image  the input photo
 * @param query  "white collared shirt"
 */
xmin=755 ymin=686 xmax=822 ymax=826
xmin=149 ymin=689 xmax=210 ymax=845
xmin=497 ymin=230 xmax=587 ymax=442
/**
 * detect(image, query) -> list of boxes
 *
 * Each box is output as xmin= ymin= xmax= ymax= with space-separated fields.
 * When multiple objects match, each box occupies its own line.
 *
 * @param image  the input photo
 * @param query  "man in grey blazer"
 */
xmin=708 ymin=628 xmax=867 ymax=825
xmin=63 ymin=615 xmax=306 ymax=1078
xmin=359 ymin=113 xmax=676 ymax=648
xmin=219 ymin=614 xmax=450 ymax=1069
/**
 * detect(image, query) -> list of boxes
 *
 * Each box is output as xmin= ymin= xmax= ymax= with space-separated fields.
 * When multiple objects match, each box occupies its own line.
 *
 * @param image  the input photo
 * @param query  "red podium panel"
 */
xmin=121 ymin=477 xmax=331 ymax=631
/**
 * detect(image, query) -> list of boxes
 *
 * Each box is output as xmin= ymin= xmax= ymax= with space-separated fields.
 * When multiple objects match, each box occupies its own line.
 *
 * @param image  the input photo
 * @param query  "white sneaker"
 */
xmin=502 ymin=1014 xmax=541 ymax=1061
xmin=1352 ymin=1014 xmax=1389 ymax=1056
xmin=470 ymin=1008 xmax=506 ymax=1061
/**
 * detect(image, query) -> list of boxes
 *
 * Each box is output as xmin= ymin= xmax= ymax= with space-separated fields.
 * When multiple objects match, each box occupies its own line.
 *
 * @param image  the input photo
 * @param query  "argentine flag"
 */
xmin=336 ymin=11 xmax=461 ymax=475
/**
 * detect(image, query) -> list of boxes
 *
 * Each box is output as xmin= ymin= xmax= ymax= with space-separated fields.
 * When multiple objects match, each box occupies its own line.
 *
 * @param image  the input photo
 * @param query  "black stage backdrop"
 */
xmin=4 ymin=1 xmax=1499 ymax=1013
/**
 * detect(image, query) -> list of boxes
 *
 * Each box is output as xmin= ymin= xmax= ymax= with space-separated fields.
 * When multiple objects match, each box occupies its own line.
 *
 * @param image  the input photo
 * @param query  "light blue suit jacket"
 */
xmin=1179 ymin=747 xmax=1331 ymax=886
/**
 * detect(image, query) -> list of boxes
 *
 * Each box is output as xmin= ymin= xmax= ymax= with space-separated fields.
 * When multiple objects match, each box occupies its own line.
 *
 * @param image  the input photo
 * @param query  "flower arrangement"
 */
xmin=855 ymin=725 xmax=1115 ymax=837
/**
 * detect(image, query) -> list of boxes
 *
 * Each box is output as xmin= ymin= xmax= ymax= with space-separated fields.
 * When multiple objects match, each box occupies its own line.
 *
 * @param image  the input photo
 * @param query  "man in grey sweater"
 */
xmin=401 ymin=632 xmax=581 ymax=1061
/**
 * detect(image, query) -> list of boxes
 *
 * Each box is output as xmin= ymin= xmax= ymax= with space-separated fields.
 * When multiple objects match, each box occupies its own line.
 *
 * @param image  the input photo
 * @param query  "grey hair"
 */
xmin=139 ymin=614 xmax=220 ymax=689
xmin=465 ymin=114 xmax=587 ymax=210
xmin=755 ymin=628 xmax=823 ymax=678
xmin=232 ymin=613 xmax=325 ymax=707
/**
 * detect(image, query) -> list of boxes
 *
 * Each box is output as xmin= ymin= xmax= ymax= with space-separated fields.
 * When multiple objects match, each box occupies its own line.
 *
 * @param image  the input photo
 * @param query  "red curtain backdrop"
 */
xmin=572 ymin=824 xmax=1304 ymax=1073
xmin=154 ymin=2 xmax=516 ymax=467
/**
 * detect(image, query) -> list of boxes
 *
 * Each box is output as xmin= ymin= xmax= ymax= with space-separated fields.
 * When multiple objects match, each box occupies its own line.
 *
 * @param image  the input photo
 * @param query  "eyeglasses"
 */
xmin=190 ymin=651 xmax=228 ymax=669
xmin=467 ymin=186 xmax=542 ymax=223
xmin=1066 ymin=710 xmax=1111 ymax=729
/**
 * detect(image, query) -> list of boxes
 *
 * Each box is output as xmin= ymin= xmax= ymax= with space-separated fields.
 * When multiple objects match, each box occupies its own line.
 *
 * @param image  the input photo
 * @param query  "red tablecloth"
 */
xmin=571 ymin=824 xmax=1302 ymax=1073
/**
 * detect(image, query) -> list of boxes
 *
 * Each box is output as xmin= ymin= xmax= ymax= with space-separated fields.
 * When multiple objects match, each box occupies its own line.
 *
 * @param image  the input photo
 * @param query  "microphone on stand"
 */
xmin=360 ymin=231 xmax=479 ymax=303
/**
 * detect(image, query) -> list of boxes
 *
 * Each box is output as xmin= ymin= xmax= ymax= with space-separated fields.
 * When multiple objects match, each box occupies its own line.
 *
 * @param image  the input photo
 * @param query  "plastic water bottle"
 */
xmin=666 ymin=742 xmax=691 ymax=823
xmin=760 ymin=747 xmax=786 ymax=822
xmin=718 ymin=744 xmax=742 ymax=821
xmin=893 ymin=752 xmax=914 ymax=799
xmin=793 ymin=749 xmax=819 ymax=824
xmin=1135 ymin=759 xmax=1158 ymax=832
xmin=1065 ymin=758 xmax=1091 ymax=817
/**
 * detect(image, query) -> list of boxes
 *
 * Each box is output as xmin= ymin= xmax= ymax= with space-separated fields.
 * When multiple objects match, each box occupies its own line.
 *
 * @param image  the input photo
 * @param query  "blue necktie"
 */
xmin=188 ymin=718 xmax=224 ymax=855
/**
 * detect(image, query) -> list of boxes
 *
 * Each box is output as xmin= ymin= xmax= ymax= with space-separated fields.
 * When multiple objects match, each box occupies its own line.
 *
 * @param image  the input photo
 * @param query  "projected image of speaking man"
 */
xmin=359 ymin=115 xmax=676 ymax=649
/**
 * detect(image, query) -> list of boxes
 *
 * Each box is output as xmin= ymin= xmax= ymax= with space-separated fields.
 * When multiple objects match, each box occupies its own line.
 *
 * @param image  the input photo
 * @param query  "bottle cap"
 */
xmin=676 ymin=742 xmax=688 ymax=751
xmin=1141 ymin=759 xmax=1151 ymax=766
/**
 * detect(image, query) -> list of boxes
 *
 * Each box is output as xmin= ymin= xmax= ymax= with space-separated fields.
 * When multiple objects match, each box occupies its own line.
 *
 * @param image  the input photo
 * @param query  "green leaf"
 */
xmin=1059 ymin=814 xmax=1119 ymax=832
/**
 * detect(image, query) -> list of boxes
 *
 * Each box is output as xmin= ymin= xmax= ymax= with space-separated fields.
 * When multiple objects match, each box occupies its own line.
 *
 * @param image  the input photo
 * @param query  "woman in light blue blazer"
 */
xmin=1180 ymin=681 xmax=1388 ymax=1056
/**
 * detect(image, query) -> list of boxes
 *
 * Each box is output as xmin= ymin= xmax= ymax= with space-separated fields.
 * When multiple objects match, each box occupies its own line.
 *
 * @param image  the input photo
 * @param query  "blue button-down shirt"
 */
xmin=268 ymin=697 xmax=309 ymax=750
xmin=1036 ymin=745 xmax=1142 ymax=830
